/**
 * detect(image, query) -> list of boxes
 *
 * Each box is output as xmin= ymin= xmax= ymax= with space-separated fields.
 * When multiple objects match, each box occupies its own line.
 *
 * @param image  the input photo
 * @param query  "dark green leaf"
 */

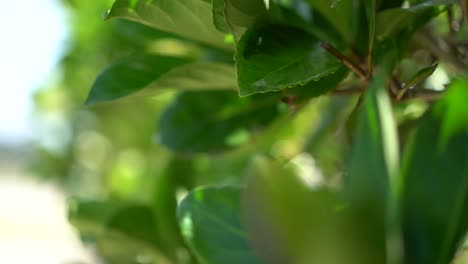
xmin=377 ymin=0 xmax=404 ymax=10
xmin=403 ymin=64 xmax=438 ymax=89
xmin=401 ymin=80 xmax=468 ymax=264
xmin=68 ymin=200 xmax=172 ymax=263
xmin=235 ymin=24 xmax=342 ymax=96
xmin=177 ymin=186 xmax=262 ymax=264
xmin=223 ymin=0 xmax=268 ymax=40
xmin=158 ymin=90 xmax=283 ymax=153
xmin=86 ymin=54 xmax=190 ymax=105
xmin=346 ymin=70 xmax=399 ymax=204
xmin=87 ymin=54 xmax=237 ymax=105
xmin=343 ymin=60 xmax=400 ymax=264
xmin=305 ymin=0 xmax=359 ymax=43
xmin=283 ymin=66 xmax=349 ymax=102
xmin=68 ymin=198 xmax=122 ymax=240
xmin=376 ymin=0 xmax=456 ymax=41
xmin=106 ymin=0 xmax=232 ymax=50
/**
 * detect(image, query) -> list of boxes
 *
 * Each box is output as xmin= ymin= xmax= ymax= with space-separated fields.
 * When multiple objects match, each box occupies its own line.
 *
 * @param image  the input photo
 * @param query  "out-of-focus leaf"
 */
xmin=346 ymin=69 xmax=399 ymax=205
xmin=305 ymin=0 xmax=358 ymax=43
xmin=106 ymin=0 xmax=232 ymax=50
xmin=100 ymin=206 xmax=172 ymax=264
xmin=86 ymin=54 xmax=190 ymax=105
xmin=158 ymin=90 xmax=283 ymax=153
xmin=151 ymin=156 xmax=196 ymax=260
xmin=403 ymin=64 xmax=438 ymax=89
xmin=401 ymin=80 xmax=468 ymax=264
xmin=377 ymin=0 xmax=405 ymax=10
xmin=235 ymin=24 xmax=342 ymax=96
xmin=212 ymin=0 xmax=231 ymax=33
xmin=376 ymin=0 xmax=456 ymax=40
xmin=86 ymin=54 xmax=237 ymax=104
xmin=68 ymin=200 xmax=172 ymax=263
xmin=243 ymin=157 xmax=387 ymax=264
xmin=223 ymin=0 xmax=268 ymax=41
xmin=343 ymin=49 xmax=400 ymax=262
xmin=68 ymin=199 xmax=121 ymax=240
xmin=138 ymin=62 xmax=238 ymax=95
xmin=177 ymin=186 xmax=262 ymax=264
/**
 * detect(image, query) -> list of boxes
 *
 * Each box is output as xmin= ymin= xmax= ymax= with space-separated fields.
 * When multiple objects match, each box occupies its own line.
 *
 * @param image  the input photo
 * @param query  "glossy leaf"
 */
xmin=177 ymin=186 xmax=262 ymax=264
xmin=401 ymin=81 xmax=468 ymax=264
xmin=283 ymin=66 xmax=349 ymax=103
xmin=235 ymin=24 xmax=342 ymax=96
xmin=106 ymin=0 xmax=232 ymax=50
xmin=158 ymin=90 xmax=283 ymax=153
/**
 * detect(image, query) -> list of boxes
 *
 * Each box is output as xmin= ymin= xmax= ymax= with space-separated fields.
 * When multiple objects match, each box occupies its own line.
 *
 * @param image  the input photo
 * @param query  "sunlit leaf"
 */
xmin=106 ymin=0 xmax=232 ymax=50
xmin=177 ymin=186 xmax=262 ymax=264
xmin=86 ymin=55 xmax=237 ymax=105
xmin=235 ymin=24 xmax=342 ymax=96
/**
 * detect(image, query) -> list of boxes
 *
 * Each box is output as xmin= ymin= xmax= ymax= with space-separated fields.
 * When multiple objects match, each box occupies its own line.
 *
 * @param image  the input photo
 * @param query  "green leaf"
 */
xmin=346 ymin=70 xmax=399 ymax=204
xmin=158 ymin=90 xmax=283 ymax=153
xmin=138 ymin=62 xmax=238 ymax=95
xmin=212 ymin=0 xmax=231 ymax=33
xmin=223 ymin=0 xmax=268 ymax=41
xmin=68 ymin=199 xmax=172 ymax=263
xmin=377 ymin=0 xmax=404 ymax=10
xmin=86 ymin=54 xmax=190 ymax=105
xmin=283 ymin=66 xmax=349 ymax=102
xmin=376 ymin=0 xmax=456 ymax=40
xmin=401 ymin=80 xmax=468 ymax=264
xmin=235 ymin=24 xmax=342 ymax=96
xmin=243 ymin=157 xmax=387 ymax=264
xmin=305 ymin=0 xmax=358 ymax=43
xmin=177 ymin=186 xmax=262 ymax=264
xmin=106 ymin=0 xmax=232 ymax=50
xmin=151 ymin=157 xmax=197 ymax=261
xmin=403 ymin=64 xmax=438 ymax=89
xmin=364 ymin=0 xmax=377 ymax=74
xmin=101 ymin=206 xmax=172 ymax=264
xmin=344 ymin=62 xmax=400 ymax=264
xmin=68 ymin=198 xmax=122 ymax=240
xmin=87 ymin=54 xmax=237 ymax=105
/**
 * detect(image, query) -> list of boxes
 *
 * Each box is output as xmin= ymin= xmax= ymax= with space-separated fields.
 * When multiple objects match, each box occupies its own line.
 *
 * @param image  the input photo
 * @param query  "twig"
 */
xmin=321 ymin=42 xmax=368 ymax=81
xmin=331 ymin=87 xmax=365 ymax=95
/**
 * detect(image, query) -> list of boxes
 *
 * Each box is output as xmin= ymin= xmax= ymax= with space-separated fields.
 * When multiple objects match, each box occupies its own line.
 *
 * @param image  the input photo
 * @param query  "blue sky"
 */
xmin=0 ymin=0 xmax=67 ymax=145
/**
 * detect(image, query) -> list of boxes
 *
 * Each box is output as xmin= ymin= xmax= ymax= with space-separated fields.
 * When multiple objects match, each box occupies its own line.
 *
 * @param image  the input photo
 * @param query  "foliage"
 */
xmin=32 ymin=0 xmax=468 ymax=263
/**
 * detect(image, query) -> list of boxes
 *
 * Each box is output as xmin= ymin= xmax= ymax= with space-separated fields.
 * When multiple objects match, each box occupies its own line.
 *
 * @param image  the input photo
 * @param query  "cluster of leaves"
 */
xmin=33 ymin=0 xmax=468 ymax=263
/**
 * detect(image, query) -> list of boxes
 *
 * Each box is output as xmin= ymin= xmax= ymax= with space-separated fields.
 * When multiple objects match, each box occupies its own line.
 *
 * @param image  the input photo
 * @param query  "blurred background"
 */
xmin=1 ymin=0 xmax=467 ymax=263
xmin=0 ymin=1 xmax=343 ymax=262
xmin=0 ymin=0 xmax=100 ymax=263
